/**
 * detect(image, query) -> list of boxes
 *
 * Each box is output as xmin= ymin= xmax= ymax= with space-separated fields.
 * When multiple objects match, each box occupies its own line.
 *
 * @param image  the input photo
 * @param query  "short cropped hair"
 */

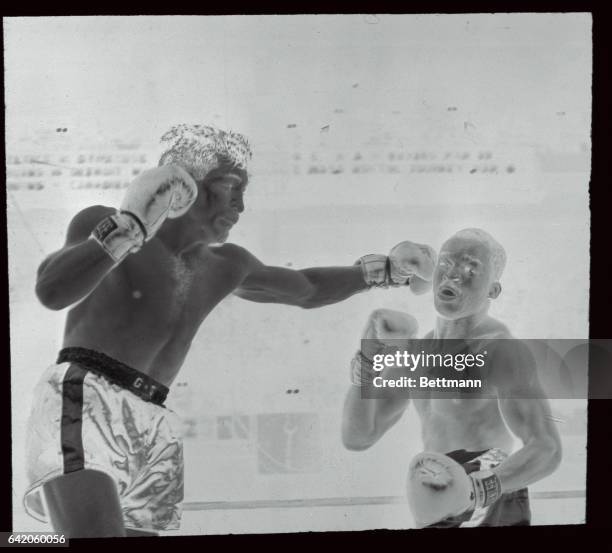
xmin=157 ymin=124 xmax=251 ymax=184
xmin=451 ymin=228 xmax=507 ymax=281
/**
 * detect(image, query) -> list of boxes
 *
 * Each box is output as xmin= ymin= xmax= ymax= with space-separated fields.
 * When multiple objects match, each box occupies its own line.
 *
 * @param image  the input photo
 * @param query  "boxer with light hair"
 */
xmin=342 ymin=228 xmax=561 ymax=527
xmin=25 ymin=124 xmax=437 ymax=538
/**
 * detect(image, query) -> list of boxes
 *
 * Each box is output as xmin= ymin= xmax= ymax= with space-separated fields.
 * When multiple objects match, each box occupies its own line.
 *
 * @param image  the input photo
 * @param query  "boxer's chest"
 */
xmin=116 ymin=243 xmax=245 ymax=327
xmin=414 ymin=397 xmax=510 ymax=452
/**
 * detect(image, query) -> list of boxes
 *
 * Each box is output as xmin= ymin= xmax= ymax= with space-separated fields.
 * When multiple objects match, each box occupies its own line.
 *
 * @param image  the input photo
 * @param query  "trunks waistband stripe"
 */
xmin=57 ymin=347 xmax=169 ymax=406
xmin=61 ymin=364 xmax=87 ymax=474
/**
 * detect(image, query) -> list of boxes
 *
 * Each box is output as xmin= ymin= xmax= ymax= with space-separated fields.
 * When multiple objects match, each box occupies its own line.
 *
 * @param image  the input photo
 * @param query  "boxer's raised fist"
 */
xmin=91 ymin=164 xmax=198 ymax=263
xmin=362 ymin=308 xmax=419 ymax=344
xmin=121 ymin=164 xmax=198 ymax=239
xmin=351 ymin=309 xmax=419 ymax=385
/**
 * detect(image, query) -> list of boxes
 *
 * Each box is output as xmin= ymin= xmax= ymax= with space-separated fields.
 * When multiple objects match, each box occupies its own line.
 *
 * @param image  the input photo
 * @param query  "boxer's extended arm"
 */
xmin=233 ymin=241 xmax=436 ymax=308
xmin=35 ymin=206 xmax=119 ymax=310
xmin=235 ymin=261 xmax=367 ymax=308
xmin=490 ymin=341 xmax=562 ymax=492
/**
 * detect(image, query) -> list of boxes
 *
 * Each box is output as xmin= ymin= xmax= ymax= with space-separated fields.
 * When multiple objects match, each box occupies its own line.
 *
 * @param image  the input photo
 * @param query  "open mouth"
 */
xmin=438 ymin=285 xmax=459 ymax=300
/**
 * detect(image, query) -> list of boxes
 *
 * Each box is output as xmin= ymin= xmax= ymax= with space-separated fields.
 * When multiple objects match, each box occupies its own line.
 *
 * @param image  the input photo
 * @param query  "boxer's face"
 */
xmin=433 ymin=236 xmax=499 ymax=319
xmin=188 ymin=171 xmax=247 ymax=243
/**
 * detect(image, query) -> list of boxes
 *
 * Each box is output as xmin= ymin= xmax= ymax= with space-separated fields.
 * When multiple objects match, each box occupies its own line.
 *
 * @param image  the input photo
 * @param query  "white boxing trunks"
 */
xmin=24 ymin=348 xmax=184 ymax=532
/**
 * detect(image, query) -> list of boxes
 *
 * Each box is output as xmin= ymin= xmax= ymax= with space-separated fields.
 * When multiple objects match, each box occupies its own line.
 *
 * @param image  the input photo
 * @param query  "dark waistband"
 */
xmin=502 ymin=487 xmax=529 ymax=500
xmin=57 ymin=347 xmax=169 ymax=406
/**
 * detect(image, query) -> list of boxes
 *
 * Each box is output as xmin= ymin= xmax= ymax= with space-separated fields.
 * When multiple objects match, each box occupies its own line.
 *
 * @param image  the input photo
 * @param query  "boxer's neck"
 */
xmin=434 ymin=306 xmax=489 ymax=339
xmin=156 ymin=218 xmax=218 ymax=253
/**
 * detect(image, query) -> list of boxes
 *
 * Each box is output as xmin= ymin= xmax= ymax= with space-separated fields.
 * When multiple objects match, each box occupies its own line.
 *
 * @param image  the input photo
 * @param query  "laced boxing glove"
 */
xmin=356 ymin=241 xmax=437 ymax=294
xmin=91 ymin=164 xmax=198 ymax=263
xmin=406 ymin=450 xmax=506 ymax=528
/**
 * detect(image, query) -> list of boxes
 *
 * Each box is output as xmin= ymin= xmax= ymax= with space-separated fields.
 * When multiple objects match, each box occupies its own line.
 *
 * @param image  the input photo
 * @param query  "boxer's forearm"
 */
xmin=236 ymin=265 xmax=368 ymax=308
xmin=297 ymin=266 xmax=368 ymax=307
xmin=35 ymin=239 xmax=117 ymax=310
xmin=494 ymin=386 xmax=563 ymax=493
xmin=342 ymin=387 xmax=408 ymax=450
xmin=342 ymin=386 xmax=378 ymax=450
xmin=493 ymin=437 xmax=562 ymax=492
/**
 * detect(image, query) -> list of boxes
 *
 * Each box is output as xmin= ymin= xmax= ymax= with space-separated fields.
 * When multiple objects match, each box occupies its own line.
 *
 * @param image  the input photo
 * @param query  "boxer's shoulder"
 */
xmin=475 ymin=316 xmax=513 ymax=340
xmin=205 ymin=243 xmax=258 ymax=275
xmin=208 ymin=242 xmax=251 ymax=261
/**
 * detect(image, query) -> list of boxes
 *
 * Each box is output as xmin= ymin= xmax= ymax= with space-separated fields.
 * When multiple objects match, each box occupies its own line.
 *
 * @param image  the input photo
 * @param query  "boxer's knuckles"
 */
xmin=165 ymin=164 xmax=199 ymax=209
xmin=388 ymin=241 xmax=437 ymax=285
xmin=146 ymin=164 xmax=198 ymax=219
xmin=362 ymin=308 xmax=419 ymax=344
xmin=407 ymin=452 xmax=474 ymax=528
xmin=121 ymin=165 xmax=199 ymax=237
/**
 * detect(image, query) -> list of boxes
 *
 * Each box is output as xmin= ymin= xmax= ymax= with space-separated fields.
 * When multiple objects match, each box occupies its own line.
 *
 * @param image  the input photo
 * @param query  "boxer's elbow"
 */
xmin=540 ymin=441 xmax=562 ymax=481
xmin=35 ymin=280 xmax=64 ymax=310
xmin=543 ymin=428 xmax=563 ymax=468
xmin=35 ymin=278 xmax=72 ymax=311
xmin=530 ymin=434 xmax=563 ymax=477
xmin=546 ymin=437 xmax=563 ymax=473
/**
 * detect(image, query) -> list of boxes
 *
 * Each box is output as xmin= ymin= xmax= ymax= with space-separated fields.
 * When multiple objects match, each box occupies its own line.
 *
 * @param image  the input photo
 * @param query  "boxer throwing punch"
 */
xmin=342 ymin=229 xmax=562 ymax=527
xmin=25 ymin=124 xmax=437 ymax=537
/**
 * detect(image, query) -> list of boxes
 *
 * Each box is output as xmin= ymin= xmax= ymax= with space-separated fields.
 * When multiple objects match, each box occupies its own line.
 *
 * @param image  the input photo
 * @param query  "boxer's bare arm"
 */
xmin=233 ymin=249 xmax=368 ymax=308
xmin=341 ymin=310 xmax=419 ymax=450
xmin=341 ymin=365 xmax=410 ymax=450
xmin=490 ymin=341 xmax=562 ymax=492
xmin=35 ymin=206 xmax=118 ymax=310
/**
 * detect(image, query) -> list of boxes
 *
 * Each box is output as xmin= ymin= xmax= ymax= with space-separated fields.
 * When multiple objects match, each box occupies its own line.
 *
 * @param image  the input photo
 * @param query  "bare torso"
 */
xmin=63 ymin=237 xmax=249 ymax=386
xmin=412 ymin=317 xmax=515 ymax=454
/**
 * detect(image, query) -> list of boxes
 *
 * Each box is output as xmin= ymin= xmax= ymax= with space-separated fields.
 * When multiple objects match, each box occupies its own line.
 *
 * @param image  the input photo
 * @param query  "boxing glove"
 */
xmin=356 ymin=241 xmax=437 ymax=295
xmin=91 ymin=164 xmax=198 ymax=263
xmin=406 ymin=450 xmax=505 ymax=528
xmin=351 ymin=308 xmax=419 ymax=385
xmin=362 ymin=308 xmax=419 ymax=345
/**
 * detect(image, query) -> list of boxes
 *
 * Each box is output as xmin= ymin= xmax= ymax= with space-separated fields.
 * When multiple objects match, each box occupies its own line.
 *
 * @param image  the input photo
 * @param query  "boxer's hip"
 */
xmin=55 ymin=347 xmax=169 ymax=405
xmin=24 ymin=348 xmax=183 ymax=531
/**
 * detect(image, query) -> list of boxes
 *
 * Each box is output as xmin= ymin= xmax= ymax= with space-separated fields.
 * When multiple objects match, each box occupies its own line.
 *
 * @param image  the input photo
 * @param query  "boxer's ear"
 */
xmin=488 ymin=282 xmax=502 ymax=299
